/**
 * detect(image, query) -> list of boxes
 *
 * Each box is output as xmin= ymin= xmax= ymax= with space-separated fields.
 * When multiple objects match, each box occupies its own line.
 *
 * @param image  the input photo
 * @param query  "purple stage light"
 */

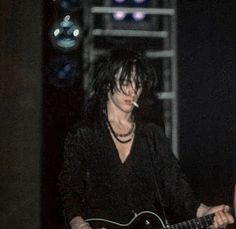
xmin=132 ymin=12 xmax=146 ymax=21
xmin=112 ymin=11 xmax=127 ymax=21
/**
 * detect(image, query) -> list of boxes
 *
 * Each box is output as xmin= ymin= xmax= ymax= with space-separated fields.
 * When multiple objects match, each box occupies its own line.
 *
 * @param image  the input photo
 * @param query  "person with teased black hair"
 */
xmin=59 ymin=48 xmax=234 ymax=229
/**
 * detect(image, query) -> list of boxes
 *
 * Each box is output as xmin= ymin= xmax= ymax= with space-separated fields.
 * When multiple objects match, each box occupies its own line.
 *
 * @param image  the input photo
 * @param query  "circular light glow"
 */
xmin=132 ymin=12 xmax=146 ymax=21
xmin=73 ymin=29 xmax=80 ymax=37
xmin=53 ymin=29 xmax=60 ymax=37
xmin=59 ymin=0 xmax=81 ymax=12
xmin=50 ymin=16 xmax=81 ymax=51
xmin=112 ymin=11 xmax=127 ymax=21
xmin=64 ymin=15 xmax=70 ymax=21
xmin=47 ymin=57 xmax=79 ymax=88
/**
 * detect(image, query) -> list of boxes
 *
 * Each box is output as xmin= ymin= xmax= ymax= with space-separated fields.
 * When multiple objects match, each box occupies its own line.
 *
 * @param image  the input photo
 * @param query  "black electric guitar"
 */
xmin=85 ymin=211 xmax=214 ymax=229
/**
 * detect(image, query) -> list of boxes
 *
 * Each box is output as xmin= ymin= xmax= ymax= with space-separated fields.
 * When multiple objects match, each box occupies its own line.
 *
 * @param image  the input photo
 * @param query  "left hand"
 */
xmin=197 ymin=203 xmax=235 ymax=229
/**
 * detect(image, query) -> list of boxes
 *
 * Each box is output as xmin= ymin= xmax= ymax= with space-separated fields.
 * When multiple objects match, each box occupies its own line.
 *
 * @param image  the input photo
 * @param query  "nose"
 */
xmin=126 ymin=84 xmax=137 ymax=96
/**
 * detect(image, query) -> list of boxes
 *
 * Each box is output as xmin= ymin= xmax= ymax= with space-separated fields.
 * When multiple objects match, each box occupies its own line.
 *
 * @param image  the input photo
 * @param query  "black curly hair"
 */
xmin=84 ymin=47 xmax=158 ymax=126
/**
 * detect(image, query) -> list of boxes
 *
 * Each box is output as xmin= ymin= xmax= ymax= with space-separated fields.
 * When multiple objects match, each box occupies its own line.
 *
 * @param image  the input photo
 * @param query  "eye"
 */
xmin=122 ymin=81 xmax=130 ymax=87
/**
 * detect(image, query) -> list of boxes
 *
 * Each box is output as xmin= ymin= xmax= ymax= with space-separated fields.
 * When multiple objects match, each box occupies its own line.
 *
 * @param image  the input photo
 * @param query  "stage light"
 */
xmin=132 ymin=12 xmax=146 ymax=21
xmin=58 ymin=0 xmax=81 ymax=12
xmin=50 ymin=15 xmax=81 ymax=51
xmin=108 ymin=0 xmax=153 ymax=31
xmin=114 ymin=0 xmax=126 ymax=3
xmin=112 ymin=11 xmax=127 ymax=21
xmin=47 ymin=56 xmax=79 ymax=88
xmin=133 ymin=0 xmax=146 ymax=3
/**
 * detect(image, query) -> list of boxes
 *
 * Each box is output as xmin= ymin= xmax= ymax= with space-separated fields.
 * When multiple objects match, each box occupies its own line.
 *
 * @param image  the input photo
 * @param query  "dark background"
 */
xmin=178 ymin=0 xmax=236 ymax=206
xmin=0 ymin=1 xmax=235 ymax=229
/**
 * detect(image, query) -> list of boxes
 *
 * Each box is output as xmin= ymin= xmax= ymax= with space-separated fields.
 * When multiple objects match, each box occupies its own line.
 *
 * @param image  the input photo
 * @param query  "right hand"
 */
xmin=70 ymin=216 xmax=92 ymax=229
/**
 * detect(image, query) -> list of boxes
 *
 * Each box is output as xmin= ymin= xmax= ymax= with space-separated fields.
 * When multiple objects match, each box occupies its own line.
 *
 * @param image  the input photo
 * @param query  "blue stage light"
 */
xmin=47 ymin=57 xmax=79 ymax=88
xmin=58 ymin=0 xmax=81 ymax=12
xmin=50 ymin=15 xmax=81 ymax=51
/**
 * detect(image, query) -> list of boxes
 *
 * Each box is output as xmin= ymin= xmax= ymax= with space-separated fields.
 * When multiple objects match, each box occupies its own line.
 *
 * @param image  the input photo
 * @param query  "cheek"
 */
xmin=108 ymin=91 xmax=122 ymax=102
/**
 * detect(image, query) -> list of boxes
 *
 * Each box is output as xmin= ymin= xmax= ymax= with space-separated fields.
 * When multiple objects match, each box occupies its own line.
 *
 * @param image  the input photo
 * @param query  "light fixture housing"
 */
xmin=50 ymin=15 xmax=81 ymax=51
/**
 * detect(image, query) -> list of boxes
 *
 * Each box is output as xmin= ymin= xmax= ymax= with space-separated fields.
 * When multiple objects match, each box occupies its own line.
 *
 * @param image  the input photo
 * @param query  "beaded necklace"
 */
xmin=103 ymin=110 xmax=135 ymax=144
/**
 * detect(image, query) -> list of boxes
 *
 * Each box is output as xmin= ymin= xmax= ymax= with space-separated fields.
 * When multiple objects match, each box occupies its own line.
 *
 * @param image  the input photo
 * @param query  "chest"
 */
xmin=112 ymin=135 xmax=134 ymax=163
xmin=87 ymin=131 xmax=158 ymax=185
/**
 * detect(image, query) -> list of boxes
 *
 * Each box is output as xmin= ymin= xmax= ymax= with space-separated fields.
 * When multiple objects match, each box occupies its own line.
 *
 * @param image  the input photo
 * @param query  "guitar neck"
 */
xmin=169 ymin=213 xmax=214 ymax=229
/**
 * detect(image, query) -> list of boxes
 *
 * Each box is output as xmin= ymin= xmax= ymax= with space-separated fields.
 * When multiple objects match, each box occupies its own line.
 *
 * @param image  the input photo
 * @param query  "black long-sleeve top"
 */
xmin=59 ymin=121 xmax=200 ymax=224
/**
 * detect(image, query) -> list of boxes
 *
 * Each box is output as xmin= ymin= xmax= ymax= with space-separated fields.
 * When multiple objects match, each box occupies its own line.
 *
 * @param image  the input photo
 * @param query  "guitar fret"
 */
xmin=172 ymin=223 xmax=181 ymax=229
xmin=198 ymin=216 xmax=204 ymax=228
xmin=172 ymin=221 xmax=178 ymax=229
xmin=206 ymin=214 xmax=214 ymax=227
xmin=172 ymin=220 xmax=191 ymax=229
xmin=187 ymin=219 xmax=194 ymax=229
xmin=179 ymin=222 xmax=185 ymax=229
xmin=176 ymin=222 xmax=182 ymax=229
xmin=183 ymin=221 xmax=188 ymax=229
xmin=202 ymin=215 xmax=208 ymax=227
xmin=193 ymin=218 xmax=200 ymax=229
xmin=173 ymin=224 xmax=178 ymax=229
xmin=181 ymin=221 xmax=188 ymax=229
xmin=170 ymin=213 xmax=214 ymax=229
xmin=199 ymin=214 xmax=214 ymax=228
xmin=192 ymin=219 xmax=199 ymax=229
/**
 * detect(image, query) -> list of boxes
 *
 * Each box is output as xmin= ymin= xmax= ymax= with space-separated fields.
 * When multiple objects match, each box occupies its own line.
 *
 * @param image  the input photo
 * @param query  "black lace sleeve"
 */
xmin=58 ymin=128 xmax=90 ymax=223
xmin=147 ymin=123 xmax=200 ymax=219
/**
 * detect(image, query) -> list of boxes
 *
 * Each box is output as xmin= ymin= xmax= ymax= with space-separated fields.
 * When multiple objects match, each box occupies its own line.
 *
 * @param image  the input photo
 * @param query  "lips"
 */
xmin=124 ymin=99 xmax=133 ymax=105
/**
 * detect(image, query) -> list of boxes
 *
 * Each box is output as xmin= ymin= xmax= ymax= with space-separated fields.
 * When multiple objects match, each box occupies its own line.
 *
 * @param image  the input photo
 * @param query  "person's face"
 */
xmin=108 ymin=77 xmax=142 ymax=113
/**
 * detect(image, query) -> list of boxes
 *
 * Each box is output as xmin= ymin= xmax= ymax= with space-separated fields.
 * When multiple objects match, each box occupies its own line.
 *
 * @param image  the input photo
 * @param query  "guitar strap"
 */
xmin=145 ymin=127 xmax=170 ymax=227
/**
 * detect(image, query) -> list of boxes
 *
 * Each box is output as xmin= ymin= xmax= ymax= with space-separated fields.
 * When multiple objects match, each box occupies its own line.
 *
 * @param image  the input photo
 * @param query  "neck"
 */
xmin=106 ymin=101 xmax=133 ymax=124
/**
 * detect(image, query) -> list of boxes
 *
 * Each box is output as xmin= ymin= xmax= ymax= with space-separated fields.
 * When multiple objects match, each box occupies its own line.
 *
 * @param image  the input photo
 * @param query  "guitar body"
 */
xmin=85 ymin=210 xmax=214 ymax=229
xmin=86 ymin=211 xmax=166 ymax=229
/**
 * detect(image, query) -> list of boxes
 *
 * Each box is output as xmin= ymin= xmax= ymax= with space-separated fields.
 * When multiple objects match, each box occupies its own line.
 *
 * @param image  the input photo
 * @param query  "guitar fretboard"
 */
xmin=168 ymin=214 xmax=214 ymax=229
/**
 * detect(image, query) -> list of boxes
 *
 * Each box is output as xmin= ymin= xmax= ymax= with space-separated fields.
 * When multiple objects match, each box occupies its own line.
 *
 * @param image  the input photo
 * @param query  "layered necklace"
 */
xmin=103 ymin=110 xmax=136 ymax=144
